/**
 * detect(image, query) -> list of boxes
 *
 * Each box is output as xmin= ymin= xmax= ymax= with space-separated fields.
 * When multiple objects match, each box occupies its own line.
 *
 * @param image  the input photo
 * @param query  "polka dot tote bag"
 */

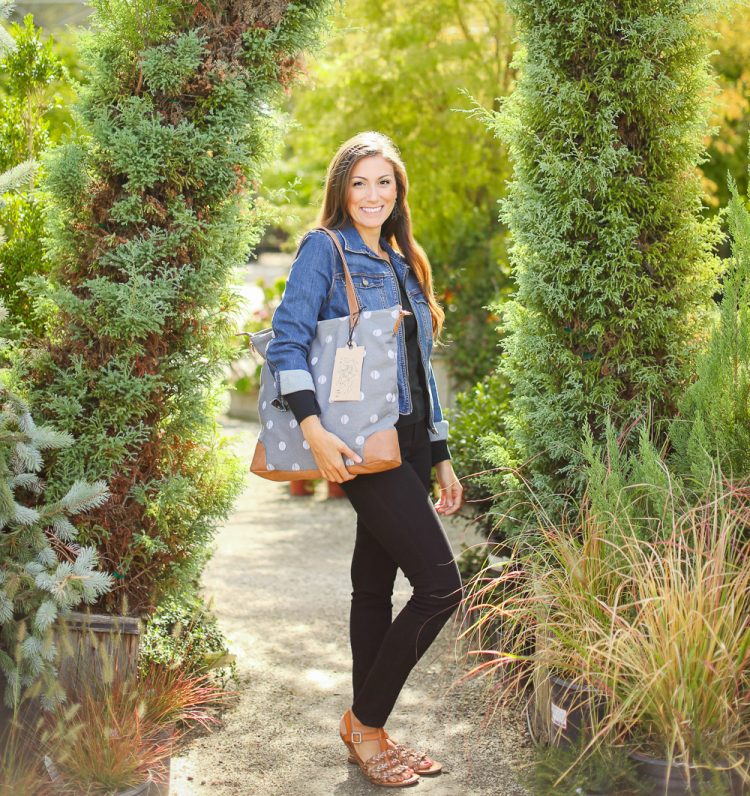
xmin=248 ymin=228 xmax=402 ymax=481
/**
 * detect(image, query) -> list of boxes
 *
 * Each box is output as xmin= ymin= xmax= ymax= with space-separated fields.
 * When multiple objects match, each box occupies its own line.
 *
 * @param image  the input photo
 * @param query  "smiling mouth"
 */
xmin=360 ymin=206 xmax=384 ymax=214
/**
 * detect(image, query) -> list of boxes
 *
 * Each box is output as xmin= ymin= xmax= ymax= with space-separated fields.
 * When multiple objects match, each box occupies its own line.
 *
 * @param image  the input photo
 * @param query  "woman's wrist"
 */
xmin=300 ymin=414 xmax=324 ymax=436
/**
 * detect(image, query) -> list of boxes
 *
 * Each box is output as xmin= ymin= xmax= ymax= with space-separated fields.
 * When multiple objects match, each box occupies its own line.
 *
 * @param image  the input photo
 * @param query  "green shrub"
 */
xmin=670 ymin=177 xmax=750 ymax=483
xmin=448 ymin=368 xmax=510 ymax=539
xmin=138 ymin=592 xmax=237 ymax=689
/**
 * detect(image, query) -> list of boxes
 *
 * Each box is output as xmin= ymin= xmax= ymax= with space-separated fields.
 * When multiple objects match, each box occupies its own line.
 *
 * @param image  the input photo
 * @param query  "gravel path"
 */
xmin=169 ymin=417 xmax=532 ymax=796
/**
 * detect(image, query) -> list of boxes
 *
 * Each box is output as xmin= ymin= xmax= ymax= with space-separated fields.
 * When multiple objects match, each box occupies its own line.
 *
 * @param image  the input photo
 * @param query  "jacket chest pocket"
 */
xmin=334 ymin=272 xmax=387 ymax=311
xmin=407 ymin=291 xmax=433 ymax=351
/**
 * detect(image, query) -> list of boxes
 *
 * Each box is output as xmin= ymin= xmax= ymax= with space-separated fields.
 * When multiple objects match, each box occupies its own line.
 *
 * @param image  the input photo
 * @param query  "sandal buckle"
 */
xmin=351 ymin=731 xmax=363 ymax=744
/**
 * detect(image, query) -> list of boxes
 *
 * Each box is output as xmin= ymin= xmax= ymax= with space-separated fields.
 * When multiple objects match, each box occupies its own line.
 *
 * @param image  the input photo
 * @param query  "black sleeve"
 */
xmin=285 ymin=390 xmax=321 ymax=424
xmin=431 ymin=439 xmax=451 ymax=466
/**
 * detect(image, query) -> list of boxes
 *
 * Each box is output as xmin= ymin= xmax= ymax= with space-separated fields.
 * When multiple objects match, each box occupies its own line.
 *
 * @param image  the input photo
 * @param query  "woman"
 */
xmin=265 ymin=131 xmax=464 ymax=788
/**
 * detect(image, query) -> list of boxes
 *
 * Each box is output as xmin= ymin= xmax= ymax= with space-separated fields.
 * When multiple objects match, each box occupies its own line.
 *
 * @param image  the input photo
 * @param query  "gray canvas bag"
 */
xmin=249 ymin=228 xmax=403 ymax=481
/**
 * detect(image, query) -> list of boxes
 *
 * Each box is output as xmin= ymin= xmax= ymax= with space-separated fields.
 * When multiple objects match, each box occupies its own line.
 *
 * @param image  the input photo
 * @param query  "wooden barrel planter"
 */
xmin=53 ymin=610 xmax=143 ymax=700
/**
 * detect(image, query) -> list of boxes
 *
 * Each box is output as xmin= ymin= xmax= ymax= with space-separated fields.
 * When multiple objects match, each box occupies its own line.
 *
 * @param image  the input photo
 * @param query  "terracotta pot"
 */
xmin=327 ymin=480 xmax=347 ymax=499
xmin=289 ymin=479 xmax=315 ymax=497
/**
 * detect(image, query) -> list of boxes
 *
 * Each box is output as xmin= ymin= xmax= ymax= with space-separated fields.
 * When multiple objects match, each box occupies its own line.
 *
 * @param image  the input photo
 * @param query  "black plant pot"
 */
xmin=630 ymin=751 xmax=748 ymax=796
xmin=547 ymin=674 xmax=607 ymax=747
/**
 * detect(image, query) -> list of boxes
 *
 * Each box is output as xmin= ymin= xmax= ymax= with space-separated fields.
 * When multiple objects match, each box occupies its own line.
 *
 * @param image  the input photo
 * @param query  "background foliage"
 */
xmin=0 ymin=10 xmax=69 ymax=339
xmin=262 ymin=0 xmax=516 ymax=387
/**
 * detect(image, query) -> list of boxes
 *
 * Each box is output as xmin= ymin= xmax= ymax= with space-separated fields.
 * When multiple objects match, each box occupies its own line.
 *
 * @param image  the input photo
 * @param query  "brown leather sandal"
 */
xmin=345 ymin=728 xmax=443 ymax=775
xmin=339 ymin=710 xmax=419 ymax=788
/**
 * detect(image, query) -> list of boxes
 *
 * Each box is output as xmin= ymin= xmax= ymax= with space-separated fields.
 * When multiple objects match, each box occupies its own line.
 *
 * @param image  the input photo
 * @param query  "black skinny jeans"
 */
xmin=341 ymin=420 xmax=463 ymax=728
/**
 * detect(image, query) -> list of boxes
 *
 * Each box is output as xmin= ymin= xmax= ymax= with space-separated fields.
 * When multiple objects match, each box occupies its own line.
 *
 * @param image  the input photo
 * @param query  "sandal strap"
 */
xmin=392 ymin=742 xmax=431 ymax=768
xmin=341 ymin=711 xmax=386 ymax=745
xmin=363 ymin=748 xmax=414 ymax=784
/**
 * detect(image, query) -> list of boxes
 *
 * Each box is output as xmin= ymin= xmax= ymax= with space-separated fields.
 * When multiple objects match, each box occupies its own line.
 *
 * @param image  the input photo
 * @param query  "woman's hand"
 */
xmin=434 ymin=460 xmax=463 ymax=516
xmin=300 ymin=416 xmax=361 ymax=483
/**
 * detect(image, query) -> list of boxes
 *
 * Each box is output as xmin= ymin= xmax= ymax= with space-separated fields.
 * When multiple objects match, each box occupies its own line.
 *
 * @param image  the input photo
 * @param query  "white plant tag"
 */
xmin=330 ymin=344 xmax=365 ymax=401
xmin=551 ymin=702 xmax=568 ymax=729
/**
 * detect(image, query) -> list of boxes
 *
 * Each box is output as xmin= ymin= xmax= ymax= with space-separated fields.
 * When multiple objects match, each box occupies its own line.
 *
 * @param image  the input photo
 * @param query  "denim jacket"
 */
xmin=265 ymin=222 xmax=449 ymax=443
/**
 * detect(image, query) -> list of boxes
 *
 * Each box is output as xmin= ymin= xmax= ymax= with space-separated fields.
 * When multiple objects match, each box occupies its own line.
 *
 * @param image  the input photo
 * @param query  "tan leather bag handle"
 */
xmin=297 ymin=227 xmax=361 ymax=335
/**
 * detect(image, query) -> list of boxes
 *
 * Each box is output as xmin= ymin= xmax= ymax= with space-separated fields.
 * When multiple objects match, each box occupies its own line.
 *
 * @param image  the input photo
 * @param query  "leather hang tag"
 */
xmin=330 ymin=345 xmax=366 ymax=401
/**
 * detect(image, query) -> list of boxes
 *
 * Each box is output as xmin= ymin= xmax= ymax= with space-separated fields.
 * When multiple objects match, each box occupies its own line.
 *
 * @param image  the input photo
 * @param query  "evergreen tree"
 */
xmin=477 ymin=0 xmax=724 ymax=540
xmin=0 ymin=386 xmax=111 ymax=711
xmin=0 ymin=95 xmax=112 ymax=710
xmin=13 ymin=0 xmax=333 ymax=615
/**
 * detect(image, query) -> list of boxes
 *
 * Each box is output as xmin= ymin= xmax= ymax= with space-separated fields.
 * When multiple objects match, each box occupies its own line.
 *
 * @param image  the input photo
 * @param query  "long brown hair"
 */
xmin=317 ymin=131 xmax=444 ymax=337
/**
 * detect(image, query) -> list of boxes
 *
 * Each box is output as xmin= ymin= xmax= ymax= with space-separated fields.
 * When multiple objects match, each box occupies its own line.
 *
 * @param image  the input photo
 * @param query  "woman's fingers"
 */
xmin=434 ymin=477 xmax=463 ymax=516
xmin=311 ymin=432 xmax=361 ymax=483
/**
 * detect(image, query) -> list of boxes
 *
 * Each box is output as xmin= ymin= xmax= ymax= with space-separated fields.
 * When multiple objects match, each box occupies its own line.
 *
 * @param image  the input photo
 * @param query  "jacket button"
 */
xmin=362 ymin=278 xmax=369 ymax=286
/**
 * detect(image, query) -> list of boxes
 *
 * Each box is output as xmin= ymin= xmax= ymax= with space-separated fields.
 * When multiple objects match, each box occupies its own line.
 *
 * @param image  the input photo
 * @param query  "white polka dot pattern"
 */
xmin=254 ymin=304 xmax=402 ymax=474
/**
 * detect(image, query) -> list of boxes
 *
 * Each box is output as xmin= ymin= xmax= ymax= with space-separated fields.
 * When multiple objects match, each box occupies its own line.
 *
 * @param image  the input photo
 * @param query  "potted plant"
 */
xmin=586 ymin=486 xmax=750 ymax=795
xmin=41 ymin=650 xmax=234 ymax=796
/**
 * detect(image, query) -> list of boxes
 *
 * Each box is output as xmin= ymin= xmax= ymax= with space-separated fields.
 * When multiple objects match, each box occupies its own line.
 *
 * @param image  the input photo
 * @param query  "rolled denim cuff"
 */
xmin=279 ymin=368 xmax=315 ymax=394
xmin=428 ymin=419 xmax=449 ymax=442
xmin=430 ymin=440 xmax=451 ymax=466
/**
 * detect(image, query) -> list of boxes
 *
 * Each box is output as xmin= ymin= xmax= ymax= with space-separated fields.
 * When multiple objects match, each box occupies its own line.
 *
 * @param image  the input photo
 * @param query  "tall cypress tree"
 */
xmin=12 ymin=0 xmax=333 ymax=614
xmin=479 ymin=0 xmax=723 ymax=539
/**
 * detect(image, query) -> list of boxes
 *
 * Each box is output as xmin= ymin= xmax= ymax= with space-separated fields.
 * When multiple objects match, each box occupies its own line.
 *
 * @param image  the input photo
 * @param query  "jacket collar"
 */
xmin=336 ymin=222 xmax=409 ymax=274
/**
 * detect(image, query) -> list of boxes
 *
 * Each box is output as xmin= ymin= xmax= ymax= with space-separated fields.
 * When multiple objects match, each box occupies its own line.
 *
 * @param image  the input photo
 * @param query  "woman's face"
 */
xmin=346 ymin=155 xmax=397 ymax=233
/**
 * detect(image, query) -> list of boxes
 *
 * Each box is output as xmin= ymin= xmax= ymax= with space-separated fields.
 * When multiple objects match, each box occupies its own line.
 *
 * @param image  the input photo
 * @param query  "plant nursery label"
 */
xmin=551 ymin=702 xmax=568 ymax=729
xmin=330 ymin=345 xmax=365 ymax=401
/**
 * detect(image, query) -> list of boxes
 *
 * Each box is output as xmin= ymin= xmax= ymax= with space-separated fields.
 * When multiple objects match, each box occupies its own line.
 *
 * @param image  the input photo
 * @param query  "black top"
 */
xmin=394 ymin=279 xmax=427 ymax=428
